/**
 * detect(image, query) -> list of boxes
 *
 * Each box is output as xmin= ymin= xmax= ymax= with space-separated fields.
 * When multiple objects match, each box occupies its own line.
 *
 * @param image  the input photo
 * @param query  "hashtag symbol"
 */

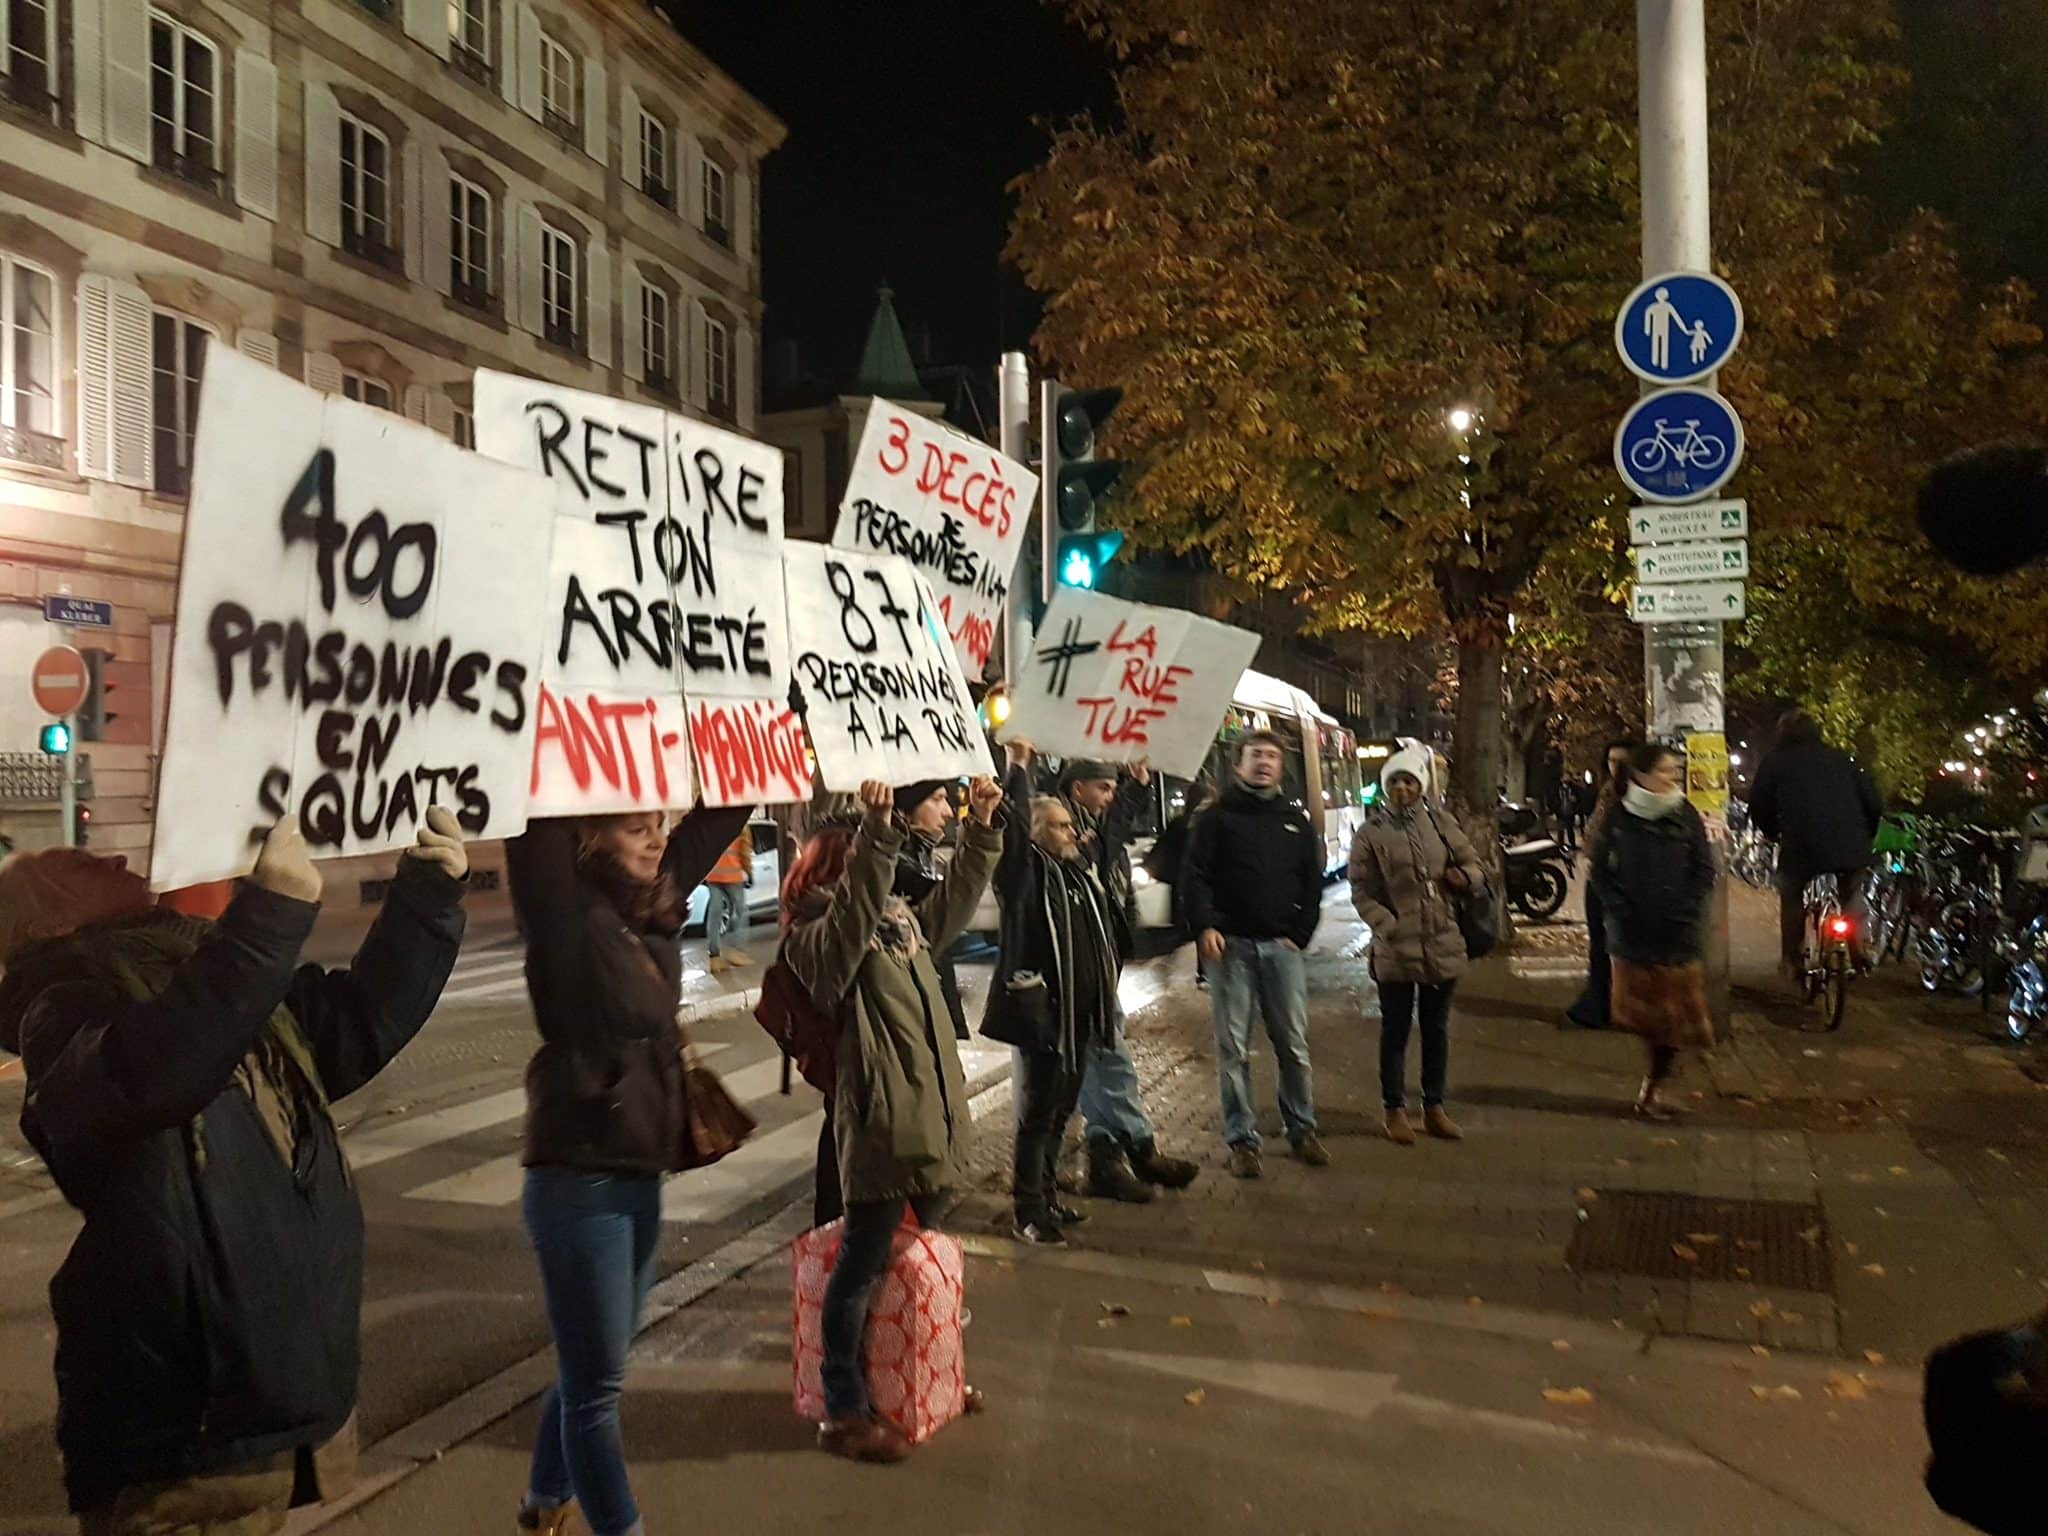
xmin=1035 ymin=617 xmax=1100 ymax=698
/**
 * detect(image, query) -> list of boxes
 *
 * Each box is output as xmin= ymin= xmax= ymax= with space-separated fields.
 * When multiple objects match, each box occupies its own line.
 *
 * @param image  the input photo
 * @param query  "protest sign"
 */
xmin=151 ymin=347 xmax=554 ymax=889
xmin=783 ymin=543 xmax=994 ymax=791
xmin=999 ymin=589 xmax=1259 ymax=780
xmin=474 ymin=371 xmax=804 ymax=810
xmin=831 ymin=402 xmax=1035 ymax=682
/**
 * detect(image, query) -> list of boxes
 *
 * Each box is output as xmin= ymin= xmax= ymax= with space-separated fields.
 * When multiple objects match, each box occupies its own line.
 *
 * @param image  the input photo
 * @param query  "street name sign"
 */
xmin=1615 ymin=270 xmax=1744 ymax=385
xmin=1631 ymin=581 xmax=1746 ymax=624
xmin=1615 ymin=387 xmax=1745 ymax=504
xmin=1633 ymin=540 xmax=1749 ymax=584
xmin=1629 ymin=499 xmax=1748 ymax=546
xmin=44 ymin=595 xmax=113 ymax=629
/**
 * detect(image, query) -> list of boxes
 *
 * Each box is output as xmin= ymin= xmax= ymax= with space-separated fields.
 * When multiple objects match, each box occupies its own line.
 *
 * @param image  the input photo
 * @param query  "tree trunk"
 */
xmin=1451 ymin=636 xmax=1505 ymax=817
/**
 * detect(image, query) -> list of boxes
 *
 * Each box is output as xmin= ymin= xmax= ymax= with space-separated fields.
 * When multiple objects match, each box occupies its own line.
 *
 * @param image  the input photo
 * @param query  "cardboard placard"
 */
xmin=999 ymin=589 xmax=1259 ymax=781
xmin=474 ymin=371 xmax=805 ymax=810
xmin=784 ymin=544 xmax=994 ymax=791
xmin=831 ymin=401 xmax=1036 ymax=683
xmin=152 ymin=348 xmax=554 ymax=889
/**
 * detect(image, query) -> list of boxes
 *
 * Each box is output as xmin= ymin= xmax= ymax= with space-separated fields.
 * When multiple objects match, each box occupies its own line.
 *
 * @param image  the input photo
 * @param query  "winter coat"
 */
xmin=1348 ymin=804 xmax=1488 ymax=985
xmin=0 ymin=861 xmax=464 ymax=1512
xmin=1749 ymin=738 xmax=1882 ymax=885
xmin=705 ymin=830 xmax=753 ymax=886
xmin=984 ymin=767 xmax=1121 ymax=1068
xmin=1182 ymin=782 xmax=1325 ymax=949
xmin=507 ymin=806 xmax=751 ymax=1176
xmin=1591 ymin=796 xmax=1718 ymax=967
xmin=781 ymin=815 xmax=1002 ymax=1205
xmin=1065 ymin=773 xmax=1150 ymax=960
xmin=892 ymin=831 xmax=969 ymax=1040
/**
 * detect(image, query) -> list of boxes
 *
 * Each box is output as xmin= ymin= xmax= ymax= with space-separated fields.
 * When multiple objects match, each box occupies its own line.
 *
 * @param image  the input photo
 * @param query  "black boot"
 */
xmin=1085 ymin=1140 xmax=1156 ymax=1204
xmin=1129 ymin=1138 xmax=1200 ymax=1190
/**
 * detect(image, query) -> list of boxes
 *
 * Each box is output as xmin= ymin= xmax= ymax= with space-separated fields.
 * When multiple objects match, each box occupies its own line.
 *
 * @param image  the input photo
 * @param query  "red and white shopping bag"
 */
xmin=792 ymin=1217 xmax=967 ymax=1443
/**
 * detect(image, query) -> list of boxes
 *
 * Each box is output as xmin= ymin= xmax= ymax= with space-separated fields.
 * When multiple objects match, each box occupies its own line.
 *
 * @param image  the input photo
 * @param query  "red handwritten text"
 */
xmin=870 ymin=413 xmax=1017 ymax=540
xmin=530 ymin=683 xmax=687 ymax=807
xmin=688 ymin=697 xmax=811 ymax=807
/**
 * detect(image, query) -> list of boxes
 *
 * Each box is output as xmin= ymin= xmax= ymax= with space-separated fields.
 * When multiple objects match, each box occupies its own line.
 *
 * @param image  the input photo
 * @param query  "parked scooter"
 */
xmin=1496 ymin=802 xmax=1572 ymax=922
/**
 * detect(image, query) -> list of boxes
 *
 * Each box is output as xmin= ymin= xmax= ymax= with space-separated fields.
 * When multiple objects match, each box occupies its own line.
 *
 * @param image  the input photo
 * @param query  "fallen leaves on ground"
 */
xmin=1825 ymin=1373 xmax=1870 ymax=1402
xmin=1577 ymin=1188 xmax=1599 ymax=1204
xmin=1170 ymin=1316 xmax=1195 ymax=1328
xmin=1845 ymin=1242 xmax=1860 ymax=1258
xmin=1552 ymin=1340 xmax=1573 ymax=1352
xmin=1735 ymin=1267 xmax=1753 ymax=1280
xmin=1543 ymin=1387 xmax=1595 ymax=1407
xmin=1184 ymin=1389 xmax=1206 ymax=1407
xmin=1890 ymin=1166 xmax=1910 ymax=1177
xmin=1750 ymin=1301 xmax=1776 ymax=1320
xmin=1100 ymin=1302 xmax=1131 ymax=1317
xmin=1989 ymin=1149 xmax=2012 ymax=1164
xmin=1799 ymin=1225 xmax=1823 ymax=1244
xmin=1652 ymin=1137 xmax=1680 ymax=1149
xmin=1750 ymin=1385 xmax=1804 ymax=1402
xmin=1751 ymin=1345 xmax=1773 ymax=1358
xmin=1686 ymin=1233 xmax=1724 ymax=1246
xmin=1865 ymin=1350 xmax=1887 ymax=1366
xmin=1862 ymin=1263 xmax=1888 ymax=1278
xmin=1096 ymin=1317 xmax=1119 ymax=1329
xmin=1672 ymin=1243 xmax=1700 ymax=1263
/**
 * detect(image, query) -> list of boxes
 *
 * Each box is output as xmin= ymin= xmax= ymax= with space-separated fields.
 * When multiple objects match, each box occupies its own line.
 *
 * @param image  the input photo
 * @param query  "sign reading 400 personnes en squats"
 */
xmin=152 ymin=348 xmax=555 ymax=889
xmin=831 ymin=402 xmax=1036 ymax=682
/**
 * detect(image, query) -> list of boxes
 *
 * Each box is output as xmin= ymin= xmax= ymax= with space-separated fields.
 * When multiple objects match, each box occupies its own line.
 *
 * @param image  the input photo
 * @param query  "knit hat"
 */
xmin=1059 ymin=759 xmax=1119 ymax=787
xmin=1381 ymin=743 xmax=1434 ymax=795
xmin=892 ymin=780 xmax=951 ymax=816
xmin=0 ymin=848 xmax=156 ymax=965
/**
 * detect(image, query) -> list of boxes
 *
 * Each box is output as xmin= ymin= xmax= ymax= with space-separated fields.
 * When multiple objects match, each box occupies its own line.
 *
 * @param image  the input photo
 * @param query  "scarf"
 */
xmin=1624 ymin=783 xmax=1687 ymax=820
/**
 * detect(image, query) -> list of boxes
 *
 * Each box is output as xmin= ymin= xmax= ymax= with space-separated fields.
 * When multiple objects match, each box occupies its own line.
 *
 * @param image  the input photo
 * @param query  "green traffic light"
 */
xmin=40 ymin=721 xmax=72 ymax=755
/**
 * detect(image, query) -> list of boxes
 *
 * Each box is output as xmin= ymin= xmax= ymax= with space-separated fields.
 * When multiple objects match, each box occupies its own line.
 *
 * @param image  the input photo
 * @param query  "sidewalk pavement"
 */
xmin=309 ymin=879 xmax=2040 ymax=1535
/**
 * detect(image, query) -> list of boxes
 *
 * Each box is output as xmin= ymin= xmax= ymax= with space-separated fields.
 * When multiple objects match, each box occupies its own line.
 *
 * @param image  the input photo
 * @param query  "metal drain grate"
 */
xmin=1566 ymin=1191 xmax=1833 ymax=1292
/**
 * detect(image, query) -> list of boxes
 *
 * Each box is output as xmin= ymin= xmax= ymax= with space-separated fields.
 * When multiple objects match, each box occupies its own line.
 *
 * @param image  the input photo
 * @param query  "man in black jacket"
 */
xmin=1750 ymin=711 xmax=1883 ymax=974
xmin=1184 ymin=730 xmax=1329 ymax=1179
xmin=0 ymin=811 xmax=467 ymax=1534
xmin=1058 ymin=760 xmax=1200 ymax=1203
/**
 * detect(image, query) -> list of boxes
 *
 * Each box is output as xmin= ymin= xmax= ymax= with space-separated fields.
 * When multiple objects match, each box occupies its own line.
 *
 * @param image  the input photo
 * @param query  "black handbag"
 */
xmin=1427 ymin=807 xmax=1499 ymax=961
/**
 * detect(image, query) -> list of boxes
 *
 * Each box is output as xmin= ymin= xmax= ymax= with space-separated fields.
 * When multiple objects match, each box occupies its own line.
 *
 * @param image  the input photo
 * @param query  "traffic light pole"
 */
xmin=997 ymin=351 xmax=1034 ymax=685
xmin=1638 ymin=0 xmax=1730 ymax=1025
xmin=1038 ymin=378 xmax=1061 ymax=609
xmin=59 ymin=714 xmax=76 ymax=849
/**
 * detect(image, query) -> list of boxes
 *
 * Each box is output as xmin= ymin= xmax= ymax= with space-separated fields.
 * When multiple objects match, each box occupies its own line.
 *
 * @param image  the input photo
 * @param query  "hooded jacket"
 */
xmin=1 ymin=861 xmax=463 ymax=1512
xmin=1348 ymin=793 xmax=1487 ymax=985
xmin=1182 ymin=779 xmax=1324 ymax=949
xmin=781 ymin=814 xmax=1002 ymax=1205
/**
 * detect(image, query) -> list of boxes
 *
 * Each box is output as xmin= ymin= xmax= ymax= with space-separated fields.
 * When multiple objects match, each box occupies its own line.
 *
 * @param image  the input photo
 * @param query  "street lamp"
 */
xmin=1448 ymin=407 xmax=1475 ymax=434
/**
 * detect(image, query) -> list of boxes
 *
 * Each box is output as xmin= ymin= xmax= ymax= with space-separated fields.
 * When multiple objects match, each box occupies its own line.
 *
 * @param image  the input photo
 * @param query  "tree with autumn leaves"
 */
xmin=1008 ymin=0 xmax=2048 ymax=808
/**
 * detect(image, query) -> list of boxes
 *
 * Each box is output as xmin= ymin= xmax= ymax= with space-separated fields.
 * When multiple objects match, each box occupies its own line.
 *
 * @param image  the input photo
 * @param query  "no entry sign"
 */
xmin=32 ymin=645 xmax=88 ymax=717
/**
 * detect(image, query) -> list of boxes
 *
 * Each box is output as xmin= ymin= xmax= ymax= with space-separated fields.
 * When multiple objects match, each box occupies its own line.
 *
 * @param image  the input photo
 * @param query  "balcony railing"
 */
xmin=343 ymin=223 xmax=403 ymax=272
xmin=641 ymin=173 xmax=674 ymax=210
xmin=0 ymin=423 xmax=66 ymax=473
xmin=450 ymin=41 xmax=493 ymax=88
xmin=153 ymin=144 xmax=224 ymax=197
xmin=543 ymin=317 xmax=583 ymax=354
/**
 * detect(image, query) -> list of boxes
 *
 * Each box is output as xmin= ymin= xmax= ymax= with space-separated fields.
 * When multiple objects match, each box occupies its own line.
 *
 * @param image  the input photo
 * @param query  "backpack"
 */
xmin=754 ymin=955 xmax=839 ymax=1096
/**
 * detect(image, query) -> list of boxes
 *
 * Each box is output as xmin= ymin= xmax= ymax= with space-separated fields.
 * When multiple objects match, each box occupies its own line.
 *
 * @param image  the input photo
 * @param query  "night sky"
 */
xmin=675 ymin=1 xmax=1114 ymax=389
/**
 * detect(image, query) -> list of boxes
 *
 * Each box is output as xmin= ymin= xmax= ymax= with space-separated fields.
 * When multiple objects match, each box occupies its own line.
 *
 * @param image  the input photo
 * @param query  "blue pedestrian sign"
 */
xmin=1614 ymin=387 xmax=1745 ymax=505
xmin=1615 ymin=271 xmax=1743 ymax=385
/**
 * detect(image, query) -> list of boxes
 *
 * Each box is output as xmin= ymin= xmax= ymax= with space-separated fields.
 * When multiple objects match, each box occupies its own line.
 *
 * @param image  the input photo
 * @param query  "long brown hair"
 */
xmin=574 ymin=816 xmax=683 ymax=931
xmin=780 ymin=825 xmax=855 ymax=931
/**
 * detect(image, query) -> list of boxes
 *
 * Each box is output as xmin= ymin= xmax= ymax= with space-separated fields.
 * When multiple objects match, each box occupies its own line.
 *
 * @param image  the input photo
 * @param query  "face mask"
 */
xmin=1624 ymin=782 xmax=1685 ymax=819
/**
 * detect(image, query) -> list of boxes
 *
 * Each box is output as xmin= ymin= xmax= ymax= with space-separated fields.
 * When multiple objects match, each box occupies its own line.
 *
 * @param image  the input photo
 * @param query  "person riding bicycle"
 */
xmin=1750 ymin=710 xmax=1882 ymax=978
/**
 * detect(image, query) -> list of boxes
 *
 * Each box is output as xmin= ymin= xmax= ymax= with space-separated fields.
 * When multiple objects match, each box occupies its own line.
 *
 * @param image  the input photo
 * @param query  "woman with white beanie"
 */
xmin=1348 ymin=745 xmax=1488 ymax=1144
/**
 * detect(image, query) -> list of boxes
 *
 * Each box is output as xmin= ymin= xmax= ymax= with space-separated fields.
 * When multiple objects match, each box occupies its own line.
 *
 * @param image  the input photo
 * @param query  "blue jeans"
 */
xmin=1078 ymin=1002 xmax=1155 ymax=1150
xmin=523 ymin=1169 xmax=661 ymax=1536
xmin=822 ymin=1192 xmax=950 ymax=1420
xmin=706 ymin=882 xmax=748 ymax=955
xmin=1210 ymin=937 xmax=1315 ymax=1149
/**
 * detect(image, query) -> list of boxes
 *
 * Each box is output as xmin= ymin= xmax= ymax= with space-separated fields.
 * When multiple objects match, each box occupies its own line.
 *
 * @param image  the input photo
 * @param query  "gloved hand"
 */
xmin=404 ymin=805 xmax=469 ymax=882
xmin=250 ymin=817 xmax=322 ymax=905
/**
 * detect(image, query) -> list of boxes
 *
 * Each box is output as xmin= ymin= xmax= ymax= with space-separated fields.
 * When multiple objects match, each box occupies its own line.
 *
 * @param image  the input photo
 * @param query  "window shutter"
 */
xmin=737 ymin=325 xmax=755 ymax=428
xmin=107 ymin=280 xmax=152 ymax=489
xmin=72 ymin=0 xmax=104 ymax=143
xmin=400 ymin=136 xmax=424 ymax=283
xmin=403 ymin=384 xmax=429 ymax=423
xmin=581 ymin=55 xmax=606 ymax=164
xmin=497 ymin=0 xmax=517 ymax=105
xmin=515 ymin=4 xmax=541 ymax=119
xmin=102 ymin=0 xmax=149 ymax=162
xmin=426 ymin=393 xmax=455 ymax=437
xmin=1 ymin=5 xmax=11 ymax=84
xmin=304 ymin=351 xmax=343 ymax=395
xmin=586 ymin=235 xmax=610 ymax=367
xmin=621 ymin=83 xmax=641 ymax=192
xmin=402 ymin=0 xmax=449 ymax=59
xmin=515 ymin=201 xmax=542 ymax=335
xmin=303 ymin=81 xmax=342 ymax=247
xmin=76 ymin=275 xmax=113 ymax=479
xmin=622 ymin=266 xmax=642 ymax=383
xmin=422 ymin=148 xmax=451 ymax=297
xmin=233 ymin=52 xmax=279 ymax=219
xmin=689 ymin=297 xmax=705 ymax=406
xmin=235 ymin=328 xmax=280 ymax=368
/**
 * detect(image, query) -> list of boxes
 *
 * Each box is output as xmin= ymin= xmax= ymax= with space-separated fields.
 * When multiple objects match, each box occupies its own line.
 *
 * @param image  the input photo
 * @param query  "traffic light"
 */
xmin=1041 ymin=383 xmax=1126 ymax=596
xmin=39 ymin=720 xmax=72 ymax=755
xmin=73 ymin=803 xmax=90 ymax=847
xmin=78 ymin=649 xmax=116 ymax=742
xmin=978 ymin=684 xmax=1013 ymax=733
xmin=1056 ymin=530 xmax=1126 ymax=590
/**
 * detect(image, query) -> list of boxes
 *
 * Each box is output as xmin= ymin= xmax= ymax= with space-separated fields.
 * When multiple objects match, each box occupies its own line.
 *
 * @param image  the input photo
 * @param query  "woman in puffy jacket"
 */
xmin=506 ymin=801 xmax=751 ymax=1536
xmin=1349 ymin=745 xmax=1487 ymax=1146
xmin=1590 ymin=741 xmax=1718 ymax=1120
xmin=780 ymin=776 xmax=1003 ymax=1465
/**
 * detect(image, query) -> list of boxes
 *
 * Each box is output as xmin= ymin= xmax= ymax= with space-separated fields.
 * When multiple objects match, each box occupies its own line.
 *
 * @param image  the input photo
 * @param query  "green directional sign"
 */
xmin=1630 ymin=579 xmax=1745 ymax=623
xmin=1632 ymin=539 xmax=1749 ymax=584
xmin=1627 ymin=499 xmax=1749 ymax=547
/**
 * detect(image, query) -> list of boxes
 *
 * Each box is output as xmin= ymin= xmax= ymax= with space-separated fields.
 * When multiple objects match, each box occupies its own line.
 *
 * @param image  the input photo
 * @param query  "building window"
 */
xmin=701 ymin=157 xmax=730 ymax=247
xmin=452 ymin=406 xmax=474 ymax=449
xmin=540 ymin=224 xmax=578 ymax=350
xmin=2 ymin=0 xmax=59 ymax=119
xmin=640 ymin=283 xmax=670 ymax=391
xmin=446 ymin=0 xmax=491 ymax=84
xmin=149 ymin=13 xmax=220 ymax=190
xmin=705 ymin=314 xmax=732 ymax=416
xmin=639 ymin=111 xmax=672 ymax=207
xmin=151 ymin=312 xmax=207 ymax=495
xmin=1 ymin=255 xmax=56 ymax=438
xmin=783 ymin=449 xmax=802 ymax=527
xmin=449 ymin=172 xmax=493 ymax=308
xmin=538 ymin=31 xmax=576 ymax=139
xmin=341 ymin=370 xmax=393 ymax=411
xmin=339 ymin=113 xmax=396 ymax=268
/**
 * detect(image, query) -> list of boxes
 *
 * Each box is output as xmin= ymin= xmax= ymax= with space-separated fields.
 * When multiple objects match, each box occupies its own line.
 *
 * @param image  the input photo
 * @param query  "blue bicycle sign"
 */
xmin=1615 ymin=387 xmax=1744 ymax=504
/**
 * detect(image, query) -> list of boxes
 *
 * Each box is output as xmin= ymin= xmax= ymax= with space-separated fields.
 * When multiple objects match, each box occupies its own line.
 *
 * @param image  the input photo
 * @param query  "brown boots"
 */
xmin=1385 ymin=1107 xmax=1464 ymax=1144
